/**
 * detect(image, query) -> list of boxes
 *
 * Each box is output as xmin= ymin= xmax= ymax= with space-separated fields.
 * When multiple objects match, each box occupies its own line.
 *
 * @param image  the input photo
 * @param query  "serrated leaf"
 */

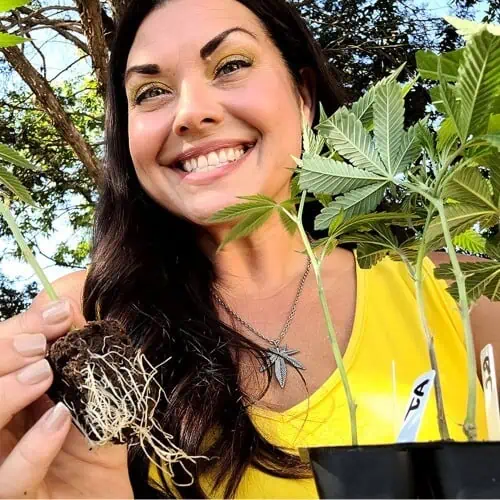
xmin=435 ymin=261 xmax=500 ymax=303
xmin=278 ymin=205 xmax=297 ymax=235
xmin=374 ymin=80 xmax=405 ymax=175
xmin=443 ymin=167 xmax=496 ymax=209
xmin=298 ymin=156 xmax=383 ymax=195
xmin=351 ymin=63 xmax=406 ymax=130
xmin=290 ymin=175 xmax=301 ymax=198
xmin=0 ymin=32 xmax=28 ymax=47
xmin=457 ymin=29 xmax=500 ymax=139
xmin=218 ymin=207 xmax=275 ymax=249
xmin=392 ymin=121 xmax=424 ymax=175
xmin=328 ymin=209 xmax=345 ymax=236
xmin=0 ymin=143 xmax=39 ymax=171
xmin=438 ymin=60 xmax=462 ymax=141
xmin=437 ymin=117 xmax=459 ymax=155
xmin=0 ymin=0 xmax=29 ymax=12
xmin=444 ymin=16 xmax=500 ymax=41
xmin=481 ymin=133 xmax=500 ymax=151
xmin=486 ymin=235 xmax=500 ymax=260
xmin=317 ymin=109 xmax=387 ymax=176
xmin=209 ymin=196 xmax=276 ymax=223
xmin=314 ymin=182 xmax=387 ymax=230
xmin=453 ymin=229 xmax=487 ymax=254
xmin=302 ymin=117 xmax=325 ymax=156
xmin=417 ymin=122 xmax=438 ymax=163
xmin=416 ymin=49 xmax=464 ymax=82
xmin=426 ymin=203 xmax=498 ymax=248
xmin=488 ymin=114 xmax=500 ymax=133
xmin=0 ymin=165 xmax=35 ymax=206
xmin=316 ymin=193 xmax=333 ymax=207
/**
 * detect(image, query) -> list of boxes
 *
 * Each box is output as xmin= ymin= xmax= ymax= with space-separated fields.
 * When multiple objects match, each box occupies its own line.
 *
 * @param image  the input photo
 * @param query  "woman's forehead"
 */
xmin=127 ymin=0 xmax=264 ymax=65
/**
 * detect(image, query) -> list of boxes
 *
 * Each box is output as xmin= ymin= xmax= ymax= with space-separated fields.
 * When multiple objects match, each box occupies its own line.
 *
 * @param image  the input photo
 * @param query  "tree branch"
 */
xmin=74 ymin=0 xmax=109 ymax=96
xmin=0 ymin=45 xmax=101 ymax=184
xmin=107 ymin=0 xmax=128 ymax=22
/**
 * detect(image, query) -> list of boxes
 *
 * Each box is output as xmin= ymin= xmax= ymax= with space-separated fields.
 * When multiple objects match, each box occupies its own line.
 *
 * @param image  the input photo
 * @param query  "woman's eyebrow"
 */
xmin=125 ymin=27 xmax=257 ymax=84
xmin=200 ymin=27 xmax=257 ymax=60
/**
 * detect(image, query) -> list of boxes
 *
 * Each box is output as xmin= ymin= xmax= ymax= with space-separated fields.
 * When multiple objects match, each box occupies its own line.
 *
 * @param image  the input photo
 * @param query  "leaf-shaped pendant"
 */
xmin=259 ymin=344 xmax=305 ymax=389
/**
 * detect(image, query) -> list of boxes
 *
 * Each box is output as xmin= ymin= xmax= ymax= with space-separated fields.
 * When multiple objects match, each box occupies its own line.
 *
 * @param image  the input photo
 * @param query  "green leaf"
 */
xmin=209 ymin=195 xmax=276 ymax=223
xmin=328 ymin=209 xmax=345 ymax=236
xmin=374 ymin=80 xmax=405 ymax=175
xmin=417 ymin=122 xmax=438 ymax=163
xmin=444 ymin=16 xmax=500 ymax=41
xmin=0 ymin=32 xmax=28 ymax=47
xmin=302 ymin=117 xmax=325 ymax=156
xmin=456 ymin=28 xmax=500 ymax=139
xmin=0 ymin=143 xmax=39 ymax=171
xmin=488 ymin=114 xmax=500 ymax=133
xmin=350 ymin=63 xmax=406 ymax=130
xmin=426 ymin=203 xmax=498 ymax=247
xmin=298 ymin=156 xmax=383 ymax=195
xmin=316 ymin=193 xmax=333 ymax=207
xmin=317 ymin=109 xmax=387 ymax=176
xmin=278 ymin=205 xmax=297 ymax=235
xmin=453 ymin=229 xmax=487 ymax=254
xmin=438 ymin=60 xmax=462 ymax=141
xmin=437 ymin=117 xmax=459 ymax=155
xmin=481 ymin=133 xmax=500 ymax=151
xmin=392 ymin=121 xmax=424 ymax=175
xmin=486 ymin=235 xmax=500 ymax=260
xmin=314 ymin=182 xmax=387 ymax=230
xmin=416 ymin=49 xmax=464 ymax=82
xmin=0 ymin=165 xmax=36 ymax=206
xmin=435 ymin=261 xmax=500 ymax=303
xmin=443 ymin=167 xmax=496 ymax=209
xmin=0 ymin=0 xmax=29 ymax=13
xmin=218 ymin=207 xmax=275 ymax=249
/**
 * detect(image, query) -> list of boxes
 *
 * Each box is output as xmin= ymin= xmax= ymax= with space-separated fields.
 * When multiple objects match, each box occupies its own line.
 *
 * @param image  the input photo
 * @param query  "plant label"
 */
xmin=480 ymin=344 xmax=500 ymax=441
xmin=397 ymin=370 xmax=436 ymax=443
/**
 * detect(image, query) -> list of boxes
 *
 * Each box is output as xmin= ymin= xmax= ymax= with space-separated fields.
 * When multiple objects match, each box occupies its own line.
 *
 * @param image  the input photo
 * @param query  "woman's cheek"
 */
xmin=129 ymin=111 xmax=170 ymax=165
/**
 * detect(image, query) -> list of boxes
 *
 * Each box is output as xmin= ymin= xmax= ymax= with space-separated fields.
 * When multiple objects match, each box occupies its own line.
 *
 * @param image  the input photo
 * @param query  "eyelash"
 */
xmin=133 ymin=58 xmax=252 ymax=105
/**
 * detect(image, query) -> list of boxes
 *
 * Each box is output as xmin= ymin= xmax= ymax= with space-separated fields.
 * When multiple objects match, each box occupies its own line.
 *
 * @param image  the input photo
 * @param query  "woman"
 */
xmin=0 ymin=0 xmax=498 ymax=498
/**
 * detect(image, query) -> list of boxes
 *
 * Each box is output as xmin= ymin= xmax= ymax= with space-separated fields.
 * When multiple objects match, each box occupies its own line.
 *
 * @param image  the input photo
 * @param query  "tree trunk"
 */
xmin=74 ymin=0 xmax=109 ymax=96
xmin=0 ymin=45 xmax=101 ymax=184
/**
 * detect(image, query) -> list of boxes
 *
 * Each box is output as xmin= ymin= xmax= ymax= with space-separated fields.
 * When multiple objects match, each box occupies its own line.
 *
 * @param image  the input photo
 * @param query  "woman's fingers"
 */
xmin=0 ymin=360 xmax=53 ymax=429
xmin=0 ymin=296 xmax=84 ymax=342
xmin=0 ymin=334 xmax=47 ymax=377
xmin=0 ymin=402 xmax=71 ymax=498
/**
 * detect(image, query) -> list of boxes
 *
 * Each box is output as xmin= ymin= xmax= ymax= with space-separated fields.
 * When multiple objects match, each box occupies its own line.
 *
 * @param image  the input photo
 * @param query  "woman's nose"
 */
xmin=172 ymin=80 xmax=224 ymax=136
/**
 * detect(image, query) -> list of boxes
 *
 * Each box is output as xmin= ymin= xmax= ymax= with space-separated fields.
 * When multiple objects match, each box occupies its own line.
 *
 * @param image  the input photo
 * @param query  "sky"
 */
xmin=0 ymin=0 xmax=492 ymax=292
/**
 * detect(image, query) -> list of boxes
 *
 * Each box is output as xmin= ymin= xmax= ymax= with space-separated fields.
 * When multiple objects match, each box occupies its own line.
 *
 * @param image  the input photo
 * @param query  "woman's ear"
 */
xmin=298 ymin=68 xmax=317 ymax=126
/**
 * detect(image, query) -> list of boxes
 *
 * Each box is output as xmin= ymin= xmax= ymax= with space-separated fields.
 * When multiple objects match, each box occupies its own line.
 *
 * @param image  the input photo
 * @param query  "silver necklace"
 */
xmin=213 ymin=257 xmax=311 ymax=389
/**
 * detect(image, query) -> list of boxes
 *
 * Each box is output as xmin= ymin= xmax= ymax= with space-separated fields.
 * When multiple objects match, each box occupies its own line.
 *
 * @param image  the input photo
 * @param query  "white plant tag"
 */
xmin=397 ymin=370 xmax=436 ymax=443
xmin=480 ymin=344 xmax=500 ymax=440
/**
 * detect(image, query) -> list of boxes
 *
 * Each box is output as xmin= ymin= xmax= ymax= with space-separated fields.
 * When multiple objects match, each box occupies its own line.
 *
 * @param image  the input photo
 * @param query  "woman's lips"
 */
xmin=173 ymin=145 xmax=255 ymax=185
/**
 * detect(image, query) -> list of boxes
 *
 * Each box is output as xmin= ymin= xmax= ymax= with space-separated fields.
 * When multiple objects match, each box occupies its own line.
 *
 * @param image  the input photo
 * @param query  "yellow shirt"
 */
xmin=150 ymin=255 xmax=487 ymax=498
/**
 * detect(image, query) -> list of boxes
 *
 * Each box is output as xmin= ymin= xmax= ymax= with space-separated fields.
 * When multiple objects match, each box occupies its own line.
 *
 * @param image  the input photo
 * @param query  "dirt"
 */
xmin=46 ymin=320 xmax=140 ymax=444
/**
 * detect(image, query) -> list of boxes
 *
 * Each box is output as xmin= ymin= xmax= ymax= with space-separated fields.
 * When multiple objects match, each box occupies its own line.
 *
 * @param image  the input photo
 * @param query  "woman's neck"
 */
xmin=203 ymin=212 xmax=309 ymax=299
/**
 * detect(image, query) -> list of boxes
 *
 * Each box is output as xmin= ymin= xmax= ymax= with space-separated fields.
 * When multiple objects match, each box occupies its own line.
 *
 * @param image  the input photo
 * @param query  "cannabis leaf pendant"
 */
xmin=259 ymin=342 xmax=305 ymax=389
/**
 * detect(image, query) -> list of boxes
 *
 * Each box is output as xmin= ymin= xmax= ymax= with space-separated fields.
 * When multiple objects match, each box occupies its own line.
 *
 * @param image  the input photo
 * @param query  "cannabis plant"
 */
xmin=211 ymin=17 xmax=500 ymax=445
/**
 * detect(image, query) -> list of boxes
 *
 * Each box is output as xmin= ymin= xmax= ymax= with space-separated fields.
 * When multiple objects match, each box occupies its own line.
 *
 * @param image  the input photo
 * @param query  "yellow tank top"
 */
xmin=149 ymin=255 xmax=487 ymax=498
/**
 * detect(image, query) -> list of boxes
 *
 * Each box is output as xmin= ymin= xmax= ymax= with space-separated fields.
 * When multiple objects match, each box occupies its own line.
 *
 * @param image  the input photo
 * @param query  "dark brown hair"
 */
xmin=83 ymin=0 xmax=343 ymax=497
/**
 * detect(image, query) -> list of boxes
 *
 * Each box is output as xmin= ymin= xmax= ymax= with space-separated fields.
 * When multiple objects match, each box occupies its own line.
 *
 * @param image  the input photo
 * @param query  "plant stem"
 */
xmin=434 ymin=200 xmax=477 ymax=441
xmin=288 ymin=193 xmax=358 ymax=445
xmin=414 ymin=207 xmax=450 ymax=440
xmin=0 ymin=199 xmax=58 ymax=301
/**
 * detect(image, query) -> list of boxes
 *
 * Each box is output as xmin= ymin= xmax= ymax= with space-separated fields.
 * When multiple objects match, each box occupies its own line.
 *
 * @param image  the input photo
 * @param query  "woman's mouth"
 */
xmin=172 ymin=143 xmax=256 ymax=184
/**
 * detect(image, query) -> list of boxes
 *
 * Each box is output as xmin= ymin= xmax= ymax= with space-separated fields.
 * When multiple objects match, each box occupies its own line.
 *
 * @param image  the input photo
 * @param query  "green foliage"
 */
xmin=0 ymin=0 xmax=29 ymax=12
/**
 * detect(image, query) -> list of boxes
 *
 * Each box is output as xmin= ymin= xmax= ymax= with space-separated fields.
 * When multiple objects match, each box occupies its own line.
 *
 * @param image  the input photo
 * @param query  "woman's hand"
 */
xmin=0 ymin=296 xmax=133 ymax=499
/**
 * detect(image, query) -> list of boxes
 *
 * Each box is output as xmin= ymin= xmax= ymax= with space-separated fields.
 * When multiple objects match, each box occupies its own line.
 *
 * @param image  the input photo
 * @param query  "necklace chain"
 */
xmin=213 ymin=257 xmax=312 ymax=346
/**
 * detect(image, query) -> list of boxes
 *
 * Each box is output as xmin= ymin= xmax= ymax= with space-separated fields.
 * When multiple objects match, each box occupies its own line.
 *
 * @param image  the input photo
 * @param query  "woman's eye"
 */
xmin=216 ymin=59 xmax=252 ymax=78
xmin=135 ymin=85 xmax=169 ymax=105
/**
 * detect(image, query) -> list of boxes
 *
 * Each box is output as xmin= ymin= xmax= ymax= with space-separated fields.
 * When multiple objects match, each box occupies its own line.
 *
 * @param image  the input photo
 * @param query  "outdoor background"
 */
xmin=0 ymin=0 xmax=498 ymax=318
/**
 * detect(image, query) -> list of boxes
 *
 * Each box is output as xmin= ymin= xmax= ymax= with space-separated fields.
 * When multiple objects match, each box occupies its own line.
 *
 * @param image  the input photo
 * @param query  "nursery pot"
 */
xmin=301 ymin=441 xmax=500 ymax=499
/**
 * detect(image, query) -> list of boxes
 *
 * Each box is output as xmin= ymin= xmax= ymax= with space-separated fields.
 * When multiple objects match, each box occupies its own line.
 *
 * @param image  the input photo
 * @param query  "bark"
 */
xmin=0 ymin=45 xmax=101 ymax=184
xmin=74 ymin=0 xmax=109 ymax=96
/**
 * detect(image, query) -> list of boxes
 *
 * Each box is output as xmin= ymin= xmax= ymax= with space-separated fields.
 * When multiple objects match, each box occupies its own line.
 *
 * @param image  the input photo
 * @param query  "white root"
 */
xmin=62 ymin=337 xmax=206 ymax=487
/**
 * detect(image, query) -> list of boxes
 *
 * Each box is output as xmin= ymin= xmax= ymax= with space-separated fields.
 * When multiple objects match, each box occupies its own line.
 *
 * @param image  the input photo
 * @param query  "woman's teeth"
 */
xmin=181 ymin=147 xmax=247 ymax=173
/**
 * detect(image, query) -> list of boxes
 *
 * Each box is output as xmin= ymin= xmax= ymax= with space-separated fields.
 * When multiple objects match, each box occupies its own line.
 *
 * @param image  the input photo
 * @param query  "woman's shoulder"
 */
xmin=33 ymin=270 xmax=87 ymax=311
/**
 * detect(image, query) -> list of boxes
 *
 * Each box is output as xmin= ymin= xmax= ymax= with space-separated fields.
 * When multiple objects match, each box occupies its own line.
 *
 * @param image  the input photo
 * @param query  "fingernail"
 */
xmin=44 ymin=402 xmax=71 ymax=432
xmin=41 ymin=300 xmax=71 ymax=325
xmin=13 ymin=333 xmax=47 ymax=357
xmin=17 ymin=359 xmax=52 ymax=385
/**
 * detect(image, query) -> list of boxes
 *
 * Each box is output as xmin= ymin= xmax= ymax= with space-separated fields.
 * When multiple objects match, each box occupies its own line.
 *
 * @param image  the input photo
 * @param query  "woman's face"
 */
xmin=125 ymin=0 xmax=314 ymax=225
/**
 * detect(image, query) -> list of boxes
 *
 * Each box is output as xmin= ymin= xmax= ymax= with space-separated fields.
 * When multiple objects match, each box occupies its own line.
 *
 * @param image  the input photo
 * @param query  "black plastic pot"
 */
xmin=301 ymin=441 xmax=500 ymax=498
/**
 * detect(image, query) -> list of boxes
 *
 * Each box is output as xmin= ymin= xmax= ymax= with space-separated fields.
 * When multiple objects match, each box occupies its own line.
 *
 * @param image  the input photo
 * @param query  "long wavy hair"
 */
xmin=83 ymin=0 xmax=343 ymax=497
